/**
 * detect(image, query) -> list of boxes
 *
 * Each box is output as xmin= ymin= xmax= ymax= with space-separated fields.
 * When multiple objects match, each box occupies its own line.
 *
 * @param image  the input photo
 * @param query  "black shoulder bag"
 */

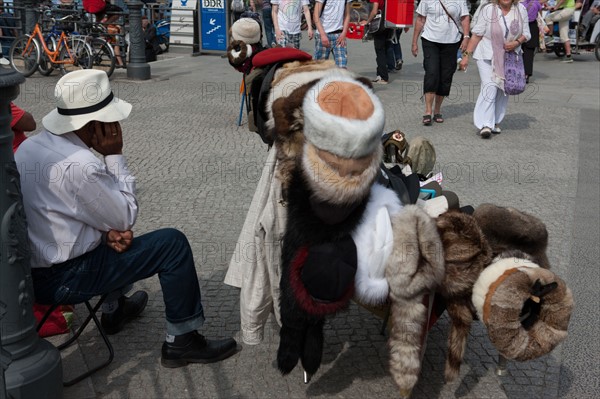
xmin=439 ymin=0 xmax=464 ymax=41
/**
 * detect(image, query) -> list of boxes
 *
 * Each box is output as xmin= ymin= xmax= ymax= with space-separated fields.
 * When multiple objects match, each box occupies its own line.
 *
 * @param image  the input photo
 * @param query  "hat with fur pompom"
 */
xmin=231 ymin=18 xmax=261 ymax=44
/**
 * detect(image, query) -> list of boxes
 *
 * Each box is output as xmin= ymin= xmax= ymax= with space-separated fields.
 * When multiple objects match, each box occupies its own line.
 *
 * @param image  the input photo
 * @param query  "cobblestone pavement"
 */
xmin=12 ymin=33 xmax=599 ymax=399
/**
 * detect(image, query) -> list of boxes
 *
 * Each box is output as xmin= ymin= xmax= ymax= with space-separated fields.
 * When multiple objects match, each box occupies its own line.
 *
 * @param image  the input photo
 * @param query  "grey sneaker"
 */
xmin=561 ymin=56 xmax=573 ymax=63
xmin=492 ymin=125 xmax=501 ymax=134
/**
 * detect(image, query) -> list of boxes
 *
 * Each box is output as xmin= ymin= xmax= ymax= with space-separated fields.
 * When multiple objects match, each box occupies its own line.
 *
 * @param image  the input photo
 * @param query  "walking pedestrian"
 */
xmin=521 ymin=0 xmax=544 ymax=82
xmin=459 ymin=0 xmax=530 ymax=138
xmin=364 ymin=0 xmax=391 ymax=84
xmin=411 ymin=0 xmax=471 ymax=126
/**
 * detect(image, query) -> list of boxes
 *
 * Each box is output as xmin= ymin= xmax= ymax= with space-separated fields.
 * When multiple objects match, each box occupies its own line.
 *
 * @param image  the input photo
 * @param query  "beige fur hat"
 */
xmin=300 ymin=74 xmax=385 ymax=205
xmin=231 ymin=18 xmax=261 ymax=44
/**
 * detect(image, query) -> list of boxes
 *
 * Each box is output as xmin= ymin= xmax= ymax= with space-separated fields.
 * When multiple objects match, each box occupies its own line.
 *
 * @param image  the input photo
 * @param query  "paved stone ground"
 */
xmin=11 ymin=32 xmax=599 ymax=398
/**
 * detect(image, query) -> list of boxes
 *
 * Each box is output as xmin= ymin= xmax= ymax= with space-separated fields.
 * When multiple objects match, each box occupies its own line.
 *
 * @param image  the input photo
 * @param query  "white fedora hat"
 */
xmin=42 ymin=70 xmax=132 ymax=135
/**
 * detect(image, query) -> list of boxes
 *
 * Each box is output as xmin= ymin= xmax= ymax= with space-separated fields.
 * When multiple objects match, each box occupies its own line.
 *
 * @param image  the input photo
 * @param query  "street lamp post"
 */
xmin=127 ymin=0 xmax=151 ymax=80
xmin=0 ymin=65 xmax=63 ymax=398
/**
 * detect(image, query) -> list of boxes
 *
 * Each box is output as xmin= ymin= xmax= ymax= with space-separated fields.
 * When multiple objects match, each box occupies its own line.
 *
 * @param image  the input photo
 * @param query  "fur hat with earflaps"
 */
xmin=300 ymin=74 xmax=384 ymax=207
xmin=276 ymin=71 xmax=386 ymax=379
xmin=472 ymin=250 xmax=573 ymax=361
xmin=227 ymin=18 xmax=263 ymax=71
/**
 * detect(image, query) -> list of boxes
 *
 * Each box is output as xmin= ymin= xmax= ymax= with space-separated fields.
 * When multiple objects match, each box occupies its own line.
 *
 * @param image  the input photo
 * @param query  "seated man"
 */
xmin=15 ymin=70 xmax=237 ymax=368
xmin=10 ymin=102 xmax=36 ymax=153
xmin=581 ymin=0 xmax=600 ymax=41
xmin=142 ymin=15 xmax=160 ymax=62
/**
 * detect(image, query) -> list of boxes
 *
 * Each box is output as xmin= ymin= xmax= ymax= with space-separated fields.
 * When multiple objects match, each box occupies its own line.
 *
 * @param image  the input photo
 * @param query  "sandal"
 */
xmin=478 ymin=127 xmax=492 ymax=139
xmin=422 ymin=114 xmax=432 ymax=126
xmin=433 ymin=114 xmax=444 ymax=123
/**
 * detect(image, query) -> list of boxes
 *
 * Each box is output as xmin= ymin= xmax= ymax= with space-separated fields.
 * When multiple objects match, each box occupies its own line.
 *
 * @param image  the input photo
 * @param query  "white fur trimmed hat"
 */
xmin=472 ymin=252 xmax=573 ymax=361
xmin=302 ymin=74 xmax=385 ymax=159
xmin=231 ymin=18 xmax=261 ymax=44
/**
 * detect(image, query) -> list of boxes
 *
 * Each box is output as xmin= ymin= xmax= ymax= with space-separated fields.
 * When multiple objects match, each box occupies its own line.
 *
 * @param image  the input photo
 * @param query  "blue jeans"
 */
xmin=31 ymin=228 xmax=205 ymax=335
xmin=262 ymin=7 xmax=275 ymax=48
xmin=386 ymin=29 xmax=403 ymax=70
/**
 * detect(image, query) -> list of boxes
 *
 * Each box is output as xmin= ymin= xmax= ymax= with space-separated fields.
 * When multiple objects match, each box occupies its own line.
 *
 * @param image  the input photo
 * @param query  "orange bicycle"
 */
xmin=9 ymin=20 xmax=92 ymax=77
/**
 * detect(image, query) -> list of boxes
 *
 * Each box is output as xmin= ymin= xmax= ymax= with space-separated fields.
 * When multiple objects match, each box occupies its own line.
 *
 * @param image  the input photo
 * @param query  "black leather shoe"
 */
xmin=161 ymin=331 xmax=237 ymax=368
xmin=100 ymin=291 xmax=148 ymax=335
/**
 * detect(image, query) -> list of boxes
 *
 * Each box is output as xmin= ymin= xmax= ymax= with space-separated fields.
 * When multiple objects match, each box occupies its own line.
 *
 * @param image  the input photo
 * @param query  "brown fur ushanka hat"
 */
xmin=472 ymin=251 xmax=573 ymax=361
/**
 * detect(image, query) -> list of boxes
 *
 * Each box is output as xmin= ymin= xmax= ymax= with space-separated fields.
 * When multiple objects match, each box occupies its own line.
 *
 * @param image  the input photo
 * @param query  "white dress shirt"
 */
xmin=15 ymin=129 xmax=138 ymax=268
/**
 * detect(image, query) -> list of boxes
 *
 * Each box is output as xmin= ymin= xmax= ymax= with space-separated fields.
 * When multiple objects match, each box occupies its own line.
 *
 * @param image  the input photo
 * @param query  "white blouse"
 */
xmin=471 ymin=3 xmax=531 ymax=61
xmin=416 ymin=0 xmax=470 ymax=44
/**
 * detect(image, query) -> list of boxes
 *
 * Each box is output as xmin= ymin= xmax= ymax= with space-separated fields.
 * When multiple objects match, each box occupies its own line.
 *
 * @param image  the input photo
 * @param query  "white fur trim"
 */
xmin=230 ymin=44 xmax=252 ymax=61
xmin=265 ymin=68 xmax=355 ymax=132
xmin=352 ymin=184 xmax=403 ymax=305
xmin=302 ymin=74 xmax=385 ymax=158
xmin=420 ymin=196 xmax=448 ymax=218
xmin=472 ymin=257 xmax=540 ymax=320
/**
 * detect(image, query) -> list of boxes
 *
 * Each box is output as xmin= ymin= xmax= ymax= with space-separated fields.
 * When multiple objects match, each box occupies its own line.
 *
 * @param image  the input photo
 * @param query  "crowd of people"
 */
xmin=227 ymin=0 xmax=597 ymax=134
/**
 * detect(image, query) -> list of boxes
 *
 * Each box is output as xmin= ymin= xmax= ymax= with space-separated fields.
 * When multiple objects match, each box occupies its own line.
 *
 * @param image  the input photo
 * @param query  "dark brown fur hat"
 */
xmin=473 ymin=204 xmax=550 ymax=269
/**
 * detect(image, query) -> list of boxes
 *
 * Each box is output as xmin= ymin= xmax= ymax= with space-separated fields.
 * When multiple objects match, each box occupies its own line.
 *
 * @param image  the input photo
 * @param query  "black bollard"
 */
xmin=0 ymin=64 xmax=63 ymax=398
xmin=192 ymin=0 xmax=200 ymax=56
xmin=127 ymin=0 xmax=151 ymax=80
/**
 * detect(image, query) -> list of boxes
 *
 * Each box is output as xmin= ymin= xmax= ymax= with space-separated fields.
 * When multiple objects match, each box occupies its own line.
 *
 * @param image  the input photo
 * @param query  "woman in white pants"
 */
xmin=459 ymin=0 xmax=530 ymax=138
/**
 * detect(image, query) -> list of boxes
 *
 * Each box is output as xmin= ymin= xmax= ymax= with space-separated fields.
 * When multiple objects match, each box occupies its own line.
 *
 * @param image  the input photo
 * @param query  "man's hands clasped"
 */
xmin=107 ymin=229 xmax=133 ymax=253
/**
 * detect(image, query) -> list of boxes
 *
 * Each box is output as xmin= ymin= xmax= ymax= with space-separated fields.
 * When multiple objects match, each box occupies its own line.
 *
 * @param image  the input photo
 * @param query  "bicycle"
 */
xmin=40 ymin=11 xmax=117 ymax=77
xmin=9 ymin=18 xmax=93 ymax=77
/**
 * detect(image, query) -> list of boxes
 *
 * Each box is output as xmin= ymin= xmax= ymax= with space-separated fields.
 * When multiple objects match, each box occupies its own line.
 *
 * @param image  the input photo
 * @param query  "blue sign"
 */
xmin=200 ymin=0 xmax=227 ymax=51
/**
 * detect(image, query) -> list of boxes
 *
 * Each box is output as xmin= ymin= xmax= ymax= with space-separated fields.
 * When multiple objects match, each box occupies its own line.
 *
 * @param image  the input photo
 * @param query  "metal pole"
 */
xmin=126 ymin=0 xmax=151 ymax=80
xmin=1 ymin=62 xmax=63 ymax=399
xmin=192 ymin=0 xmax=201 ymax=56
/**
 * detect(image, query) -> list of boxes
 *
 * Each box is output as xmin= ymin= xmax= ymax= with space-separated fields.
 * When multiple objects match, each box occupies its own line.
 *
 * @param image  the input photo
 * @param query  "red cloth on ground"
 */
xmin=33 ymin=304 xmax=74 ymax=337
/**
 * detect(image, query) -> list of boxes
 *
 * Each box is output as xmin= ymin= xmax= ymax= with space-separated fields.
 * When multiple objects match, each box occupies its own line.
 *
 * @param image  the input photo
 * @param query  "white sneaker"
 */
xmin=0 ymin=57 xmax=9 ymax=66
xmin=372 ymin=75 xmax=389 ymax=85
xmin=492 ymin=125 xmax=501 ymax=134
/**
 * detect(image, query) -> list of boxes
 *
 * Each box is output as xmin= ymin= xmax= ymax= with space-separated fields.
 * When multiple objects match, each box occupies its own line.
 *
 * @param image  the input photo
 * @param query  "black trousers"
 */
xmin=421 ymin=38 xmax=460 ymax=96
xmin=523 ymin=21 xmax=539 ymax=77
xmin=374 ymin=30 xmax=392 ymax=81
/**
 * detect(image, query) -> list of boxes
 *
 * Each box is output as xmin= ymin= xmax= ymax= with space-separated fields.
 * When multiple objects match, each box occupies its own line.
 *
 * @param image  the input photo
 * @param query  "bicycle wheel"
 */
xmin=38 ymin=36 xmax=57 ymax=76
xmin=90 ymin=38 xmax=116 ymax=77
xmin=9 ymin=35 xmax=40 ymax=77
xmin=59 ymin=38 xmax=92 ymax=75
